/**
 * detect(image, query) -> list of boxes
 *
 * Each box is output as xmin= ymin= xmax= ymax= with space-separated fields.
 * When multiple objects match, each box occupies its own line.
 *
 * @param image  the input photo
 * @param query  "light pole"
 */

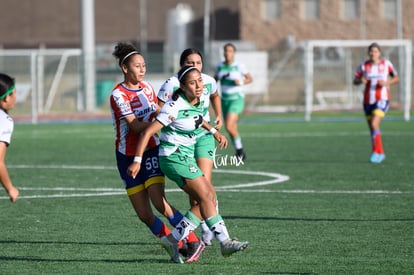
xmin=140 ymin=0 xmax=148 ymax=56
xmin=203 ymin=0 xmax=211 ymax=70
xmin=80 ymin=0 xmax=96 ymax=112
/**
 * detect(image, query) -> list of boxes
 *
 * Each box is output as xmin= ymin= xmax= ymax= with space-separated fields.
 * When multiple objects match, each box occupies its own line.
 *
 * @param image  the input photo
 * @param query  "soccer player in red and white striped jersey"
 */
xmin=353 ymin=42 xmax=399 ymax=163
xmin=110 ymin=42 xmax=203 ymax=262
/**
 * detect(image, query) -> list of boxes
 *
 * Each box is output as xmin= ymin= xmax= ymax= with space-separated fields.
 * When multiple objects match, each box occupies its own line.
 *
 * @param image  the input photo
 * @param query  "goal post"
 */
xmin=0 ymin=49 xmax=82 ymax=123
xmin=303 ymin=39 xmax=412 ymax=121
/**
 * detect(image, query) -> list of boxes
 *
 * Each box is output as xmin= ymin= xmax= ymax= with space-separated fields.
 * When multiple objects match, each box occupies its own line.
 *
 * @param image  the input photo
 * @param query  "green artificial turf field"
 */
xmin=1 ymin=113 xmax=413 ymax=274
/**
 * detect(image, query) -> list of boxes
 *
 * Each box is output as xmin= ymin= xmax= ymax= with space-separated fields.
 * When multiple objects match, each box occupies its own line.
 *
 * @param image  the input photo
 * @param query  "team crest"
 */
xmin=188 ymin=164 xmax=198 ymax=173
xmin=143 ymin=87 xmax=156 ymax=103
xmin=164 ymin=92 xmax=171 ymax=100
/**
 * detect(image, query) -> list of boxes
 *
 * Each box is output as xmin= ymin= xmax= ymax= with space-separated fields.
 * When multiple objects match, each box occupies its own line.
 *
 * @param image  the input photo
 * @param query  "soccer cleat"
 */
xmin=377 ymin=154 xmax=385 ymax=163
xmin=201 ymin=229 xmax=214 ymax=246
xmin=178 ymin=238 xmax=189 ymax=257
xmin=370 ymin=153 xmax=379 ymax=163
xmin=370 ymin=153 xmax=385 ymax=163
xmin=160 ymin=236 xmax=184 ymax=264
xmin=236 ymin=149 xmax=246 ymax=161
xmin=185 ymin=241 xmax=206 ymax=263
xmin=220 ymin=238 xmax=249 ymax=257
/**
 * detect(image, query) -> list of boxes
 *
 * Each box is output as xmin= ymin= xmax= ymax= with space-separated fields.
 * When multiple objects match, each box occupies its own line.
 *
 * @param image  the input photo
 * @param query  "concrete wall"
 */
xmin=240 ymin=0 xmax=414 ymax=50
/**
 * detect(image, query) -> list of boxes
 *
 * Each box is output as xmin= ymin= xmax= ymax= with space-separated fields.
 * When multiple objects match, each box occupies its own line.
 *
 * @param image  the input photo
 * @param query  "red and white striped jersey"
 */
xmin=110 ymin=82 xmax=159 ymax=156
xmin=354 ymin=59 xmax=397 ymax=104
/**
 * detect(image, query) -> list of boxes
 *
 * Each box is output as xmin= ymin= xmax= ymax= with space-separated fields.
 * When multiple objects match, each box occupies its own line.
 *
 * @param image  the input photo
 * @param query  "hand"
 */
xmin=127 ymin=162 xmax=141 ymax=179
xmin=213 ymin=132 xmax=228 ymax=149
xmin=355 ymin=77 xmax=368 ymax=85
xmin=214 ymin=117 xmax=223 ymax=130
xmin=377 ymin=80 xmax=387 ymax=87
xmin=234 ymin=79 xmax=244 ymax=86
xmin=361 ymin=77 xmax=368 ymax=84
xmin=8 ymin=186 xmax=19 ymax=203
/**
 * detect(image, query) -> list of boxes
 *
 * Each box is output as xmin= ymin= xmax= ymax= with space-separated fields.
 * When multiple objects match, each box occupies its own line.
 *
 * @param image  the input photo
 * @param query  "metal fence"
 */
xmin=2 ymin=41 xmax=412 ymax=123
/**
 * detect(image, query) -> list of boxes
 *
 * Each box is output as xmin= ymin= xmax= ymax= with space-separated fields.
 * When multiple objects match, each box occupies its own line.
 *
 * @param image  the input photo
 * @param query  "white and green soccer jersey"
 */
xmin=215 ymin=61 xmax=248 ymax=100
xmin=156 ymin=93 xmax=205 ymax=157
xmin=0 ymin=109 xmax=13 ymax=145
xmin=157 ymin=73 xmax=217 ymax=123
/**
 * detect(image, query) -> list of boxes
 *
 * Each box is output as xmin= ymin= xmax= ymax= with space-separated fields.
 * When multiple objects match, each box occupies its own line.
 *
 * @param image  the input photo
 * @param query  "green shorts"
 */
xmin=195 ymin=133 xmax=215 ymax=160
xmin=159 ymin=153 xmax=203 ymax=188
xmin=222 ymin=95 xmax=245 ymax=117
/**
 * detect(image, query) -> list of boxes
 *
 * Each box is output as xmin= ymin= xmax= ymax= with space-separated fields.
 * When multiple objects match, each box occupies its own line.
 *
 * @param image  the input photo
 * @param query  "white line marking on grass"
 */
xmin=8 ymin=165 xmax=290 ymax=189
xmin=9 ymin=164 xmax=115 ymax=170
xmin=2 ymin=188 xmax=413 ymax=200
xmin=243 ymin=131 xmax=414 ymax=138
xmin=2 ymin=189 xmax=413 ymax=200
xmin=12 ymin=192 xmax=125 ymax=199
xmin=4 ymin=165 xmax=413 ymax=199
xmin=213 ymin=169 xmax=289 ymax=189
xmin=4 ymin=166 xmax=289 ymax=199
xmin=14 ymin=187 xmax=414 ymax=195
xmin=19 ymin=187 xmax=123 ymax=191
xmin=219 ymin=189 xmax=414 ymax=194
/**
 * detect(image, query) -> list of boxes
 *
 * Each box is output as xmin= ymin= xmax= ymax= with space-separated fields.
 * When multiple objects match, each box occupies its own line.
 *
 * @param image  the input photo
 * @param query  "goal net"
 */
xmin=302 ymin=39 xmax=412 ymax=121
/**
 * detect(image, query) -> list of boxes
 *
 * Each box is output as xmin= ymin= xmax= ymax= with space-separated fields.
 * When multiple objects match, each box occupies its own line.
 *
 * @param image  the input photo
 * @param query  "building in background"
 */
xmin=0 ymin=0 xmax=412 ymax=70
xmin=0 ymin=0 xmax=412 ymax=118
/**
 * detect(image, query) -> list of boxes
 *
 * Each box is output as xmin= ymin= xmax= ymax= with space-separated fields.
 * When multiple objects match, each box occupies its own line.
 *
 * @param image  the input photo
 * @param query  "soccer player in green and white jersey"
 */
xmin=0 ymin=73 xmax=19 ymax=203
xmin=129 ymin=66 xmax=249 ymax=263
xmin=215 ymin=43 xmax=253 ymax=160
xmin=158 ymin=48 xmax=223 ymax=246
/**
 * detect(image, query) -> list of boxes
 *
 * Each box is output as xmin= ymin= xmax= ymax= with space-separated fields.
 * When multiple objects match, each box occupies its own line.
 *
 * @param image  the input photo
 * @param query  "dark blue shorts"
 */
xmin=116 ymin=146 xmax=165 ymax=195
xmin=363 ymin=100 xmax=389 ymax=118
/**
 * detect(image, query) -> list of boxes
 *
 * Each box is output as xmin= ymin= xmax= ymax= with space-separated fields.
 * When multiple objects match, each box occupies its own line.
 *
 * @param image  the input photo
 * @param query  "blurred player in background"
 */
xmin=214 ymin=43 xmax=252 ymax=161
xmin=110 ymin=42 xmax=203 ymax=262
xmin=158 ymin=48 xmax=223 ymax=246
xmin=0 ymin=73 xmax=19 ymax=202
xmin=128 ymin=66 xmax=249 ymax=264
xmin=353 ymin=42 xmax=399 ymax=163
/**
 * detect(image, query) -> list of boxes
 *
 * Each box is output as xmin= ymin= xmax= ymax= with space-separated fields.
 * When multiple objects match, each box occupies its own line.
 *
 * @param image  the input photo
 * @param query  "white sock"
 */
xmin=200 ymin=197 xmax=219 ymax=233
xmin=200 ymin=221 xmax=210 ymax=233
xmin=206 ymin=215 xmax=230 ymax=243
xmin=233 ymin=136 xmax=243 ymax=150
xmin=171 ymin=212 xmax=200 ymax=241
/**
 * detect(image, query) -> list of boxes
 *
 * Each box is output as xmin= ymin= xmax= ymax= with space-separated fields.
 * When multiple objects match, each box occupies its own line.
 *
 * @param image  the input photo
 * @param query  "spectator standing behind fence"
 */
xmin=353 ymin=42 xmax=399 ymax=164
xmin=110 ymin=42 xmax=204 ymax=263
xmin=0 ymin=73 xmax=19 ymax=202
xmin=214 ymin=43 xmax=252 ymax=161
xmin=128 ymin=66 xmax=249 ymax=264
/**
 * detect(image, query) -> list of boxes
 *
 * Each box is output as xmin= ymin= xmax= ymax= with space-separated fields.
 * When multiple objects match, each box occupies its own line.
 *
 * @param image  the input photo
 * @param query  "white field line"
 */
xmin=217 ymin=189 xmax=414 ymax=194
xmin=2 ymin=165 xmax=413 ymax=199
xmin=11 ymin=192 xmax=125 ymax=199
xmin=9 ymin=164 xmax=115 ymax=170
xmin=17 ymin=130 xmax=414 ymax=141
xmin=2 ymin=188 xmax=412 ymax=200
xmin=243 ymin=131 xmax=414 ymax=138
